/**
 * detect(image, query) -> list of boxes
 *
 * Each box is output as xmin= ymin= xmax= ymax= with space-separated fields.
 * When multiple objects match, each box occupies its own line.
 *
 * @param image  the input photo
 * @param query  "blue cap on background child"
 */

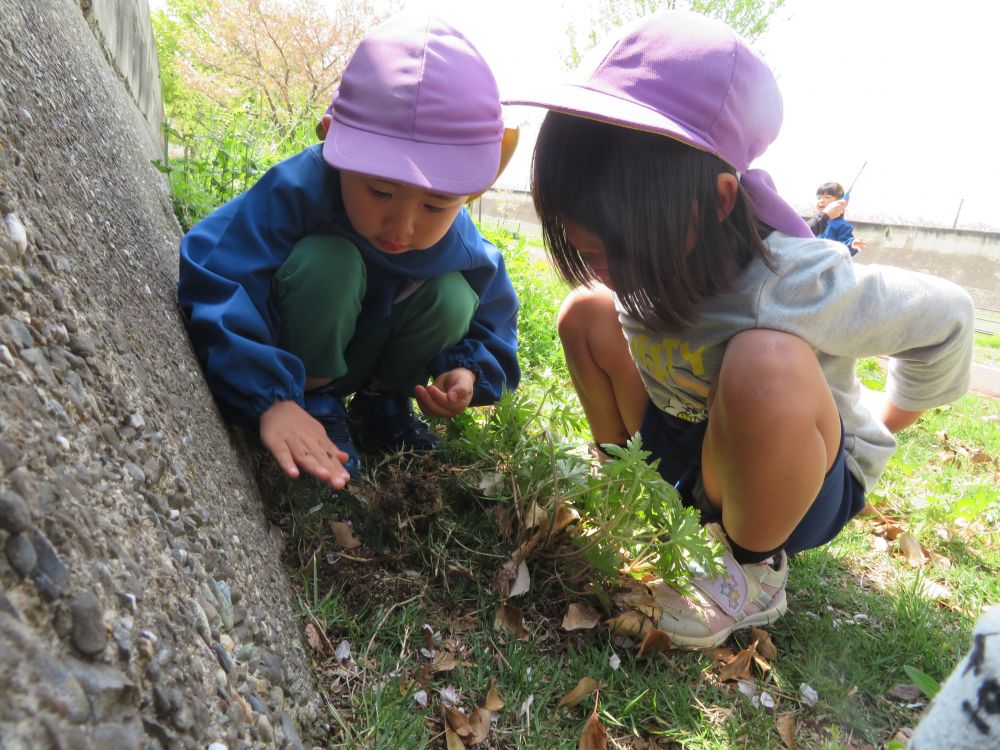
xmin=506 ymin=11 xmax=812 ymax=238
xmin=323 ymin=15 xmax=504 ymax=197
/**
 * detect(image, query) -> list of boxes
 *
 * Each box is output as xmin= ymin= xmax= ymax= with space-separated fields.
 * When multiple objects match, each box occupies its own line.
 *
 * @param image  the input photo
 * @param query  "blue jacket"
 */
xmin=819 ymin=217 xmax=857 ymax=254
xmin=178 ymin=144 xmax=520 ymax=424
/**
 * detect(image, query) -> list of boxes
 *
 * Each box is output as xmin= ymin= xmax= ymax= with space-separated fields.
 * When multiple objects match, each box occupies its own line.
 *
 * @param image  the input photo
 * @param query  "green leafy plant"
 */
xmin=903 ymin=664 xmax=942 ymax=699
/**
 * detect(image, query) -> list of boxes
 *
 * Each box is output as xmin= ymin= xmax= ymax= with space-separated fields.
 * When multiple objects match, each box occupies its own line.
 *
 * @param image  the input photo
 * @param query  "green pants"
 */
xmin=272 ymin=235 xmax=479 ymax=394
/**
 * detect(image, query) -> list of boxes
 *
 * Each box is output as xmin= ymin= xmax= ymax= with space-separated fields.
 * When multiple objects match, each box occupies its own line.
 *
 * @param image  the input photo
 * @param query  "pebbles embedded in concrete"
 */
xmin=5 ymin=532 xmax=37 ymax=577
xmin=0 ymin=489 xmax=32 ymax=533
xmin=69 ymin=591 xmax=107 ymax=656
xmin=29 ymin=528 xmax=69 ymax=599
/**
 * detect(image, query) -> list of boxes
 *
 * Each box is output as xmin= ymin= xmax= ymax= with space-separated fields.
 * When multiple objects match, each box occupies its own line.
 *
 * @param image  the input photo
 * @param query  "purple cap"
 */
xmin=505 ymin=11 xmax=812 ymax=238
xmin=323 ymin=15 xmax=503 ymax=196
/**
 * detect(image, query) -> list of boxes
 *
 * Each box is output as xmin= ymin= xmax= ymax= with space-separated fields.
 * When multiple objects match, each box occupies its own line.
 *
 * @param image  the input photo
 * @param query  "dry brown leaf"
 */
xmin=494 ymin=603 xmax=529 ymax=642
xmin=484 ymin=678 xmax=505 ymax=711
xmin=445 ymin=706 xmax=473 ymax=737
xmin=430 ymin=652 xmax=458 ymax=673
xmin=711 ymin=646 xmax=736 ymax=662
xmin=466 ymin=706 xmax=492 ymax=745
xmin=751 ymin=627 xmax=777 ymax=660
xmin=776 ymin=713 xmax=796 ymax=748
xmin=637 ymin=628 xmax=673 ymax=658
xmin=550 ymin=504 xmax=581 ymax=534
xmin=718 ymin=645 xmax=754 ymax=682
xmin=752 ymin=653 xmax=772 ymax=673
xmin=558 ymin=676 xmax=599 ymax=709
xmin=579 ymin=709 xmax=608 ymax=750
xmin=970 ymin=450 xmax=993 ymax=465
xmin=304 ymin=622 xmax=323 ymax=652
xmin=562 ymin=603 xmax=601 ymax=631
xmin=896 ymin=532 xmax=927 ymax=566
xmin=605 ymin=610 xmax=651 ymax=639
xmin=444 ymin=708 xmax=466 ymax=750
xmin=918 ymin=578 xmax=953 ymax=601
xmin=329 ymin=520 xmax=361 ymax=549
xmin=523 ymin=501 xmax=547 ymax=529
xmin=612 ymin=591 xmax=662 ymax=620
xmin=875 ymin=521 xmax=904 ymax=541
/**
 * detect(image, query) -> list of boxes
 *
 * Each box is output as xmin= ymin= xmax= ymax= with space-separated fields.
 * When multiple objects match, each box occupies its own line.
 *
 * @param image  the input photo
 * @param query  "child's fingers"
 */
xmin=269 ymin=440 xmax=301 ymax=479
xmin=415 ymin=384 xmax=454 ymax=417
xmin=292 ymin=436 xmax=351 ymax=490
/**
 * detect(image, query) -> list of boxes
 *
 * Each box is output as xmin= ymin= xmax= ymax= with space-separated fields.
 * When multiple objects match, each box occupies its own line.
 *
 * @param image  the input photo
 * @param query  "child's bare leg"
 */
xmin=701 ymin=329 xmax=841 ymax=553
xmin=557 ymin=285 xmax=648 ymax=446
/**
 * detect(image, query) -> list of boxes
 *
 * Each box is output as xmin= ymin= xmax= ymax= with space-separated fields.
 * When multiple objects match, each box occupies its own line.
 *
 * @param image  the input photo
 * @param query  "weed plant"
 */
xmin=155 ymin=100 xmax=318 ymax=230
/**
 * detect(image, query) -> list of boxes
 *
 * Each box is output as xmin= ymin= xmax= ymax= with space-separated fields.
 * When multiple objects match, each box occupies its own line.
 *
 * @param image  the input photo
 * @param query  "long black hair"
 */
xmin=531 ymin=111 xmax=772 ymax=333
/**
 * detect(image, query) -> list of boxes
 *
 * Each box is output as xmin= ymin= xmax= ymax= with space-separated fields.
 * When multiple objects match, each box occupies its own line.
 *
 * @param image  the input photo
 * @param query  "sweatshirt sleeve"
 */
xmin=756 ymin=240 xmax=974 ymax=412
xmin=805 ymin=212 xmax=829 ymax=236
xmin=177 ymin=147 xmax=337 ymax=424
xmin=428 ymin=226 xmax=520 ymax=406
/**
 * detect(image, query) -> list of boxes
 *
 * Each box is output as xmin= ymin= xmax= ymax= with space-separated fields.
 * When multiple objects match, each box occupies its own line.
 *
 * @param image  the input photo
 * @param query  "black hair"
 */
xmin=816 ymin=181 xmax=845 ymax=199
xmin=531 ymin=111 xmax=772 ymax=333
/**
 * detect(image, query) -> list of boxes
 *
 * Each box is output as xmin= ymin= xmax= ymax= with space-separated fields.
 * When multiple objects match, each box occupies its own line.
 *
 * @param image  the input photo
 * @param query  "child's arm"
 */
xmin=179 ymin=147 xmax=349 ymax=486
xmin=423 ymin=219 xmax=521 ymax=412
xmin=760 ymin=246 xmax=974 ymax=422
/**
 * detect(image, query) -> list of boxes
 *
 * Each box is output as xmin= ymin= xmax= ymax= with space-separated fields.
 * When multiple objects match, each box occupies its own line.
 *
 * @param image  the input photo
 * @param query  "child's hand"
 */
xmin=259 ymin=399 xmax=352 ymax=490
xmin=851 ymin=237 xmax=868 ymax=252
xmin=822 ymin=199 xmax=847 ymax=219
xmin=414 ymin=367 xmax=476 ymax=418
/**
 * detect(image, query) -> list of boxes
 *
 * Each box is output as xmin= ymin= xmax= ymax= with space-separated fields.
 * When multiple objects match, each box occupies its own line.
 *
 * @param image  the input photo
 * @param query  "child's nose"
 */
xmin=385 ymin=207 xmax=415 ymax=237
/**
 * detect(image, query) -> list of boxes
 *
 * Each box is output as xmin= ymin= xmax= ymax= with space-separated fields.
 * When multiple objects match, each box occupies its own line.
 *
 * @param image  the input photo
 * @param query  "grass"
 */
xmin=975 ymin=332 xmax=1000 ymax=367
xmin=245 ymin=229 xmax=1000 ymax=750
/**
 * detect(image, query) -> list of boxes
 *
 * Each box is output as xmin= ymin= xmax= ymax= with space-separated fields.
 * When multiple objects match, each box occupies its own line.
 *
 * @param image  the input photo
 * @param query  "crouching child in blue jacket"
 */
xmin=178 ymin=15 xmax=521 ymax=490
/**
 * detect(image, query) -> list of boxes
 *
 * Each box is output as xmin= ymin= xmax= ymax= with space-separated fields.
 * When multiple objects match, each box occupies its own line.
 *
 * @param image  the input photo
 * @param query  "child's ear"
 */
xmin=316 ymin=113 xmax=333 ymax=142
xmin=466 ymin=127 xmax=520 ymax=204
xmin=715 ymin=173 xmax=739 ymax=221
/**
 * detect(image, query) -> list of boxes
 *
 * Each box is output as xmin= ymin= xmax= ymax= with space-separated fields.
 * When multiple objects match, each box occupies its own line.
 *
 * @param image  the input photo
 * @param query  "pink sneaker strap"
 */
xmin=693 ymin=553 xmax=749 ymax=618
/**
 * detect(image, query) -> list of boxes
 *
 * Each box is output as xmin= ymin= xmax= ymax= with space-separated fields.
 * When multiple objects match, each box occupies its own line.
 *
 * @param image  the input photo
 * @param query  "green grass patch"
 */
xmin=975 ymin=332 xmax=1000 ymax=367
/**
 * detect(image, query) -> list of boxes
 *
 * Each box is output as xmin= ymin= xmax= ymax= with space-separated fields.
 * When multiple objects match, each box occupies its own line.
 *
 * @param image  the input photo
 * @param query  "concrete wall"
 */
xmin=852 ymin=221 xmax=1000 ymax=310
xmin=0 ymin=1 xmax=320 ymax=746
xmin=78 ymin=0 xmax=166 ymax=156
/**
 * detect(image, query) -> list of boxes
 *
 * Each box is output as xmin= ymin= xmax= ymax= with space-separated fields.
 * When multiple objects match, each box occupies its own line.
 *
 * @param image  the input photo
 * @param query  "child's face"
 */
xmin=564 ymin=220 xmax=611 ymax=287
xmin=815 ymin=192 xmax=840 ymax=211
xmin=341 ymin=172 xmax=468 ymax=254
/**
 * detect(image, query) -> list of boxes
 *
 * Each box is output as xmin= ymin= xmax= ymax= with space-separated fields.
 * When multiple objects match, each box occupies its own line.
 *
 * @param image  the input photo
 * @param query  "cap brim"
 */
xmin=323 ymin=121 xmax=501 ymax=197
xmin=504 ymin=83 xmax=718 ymax=160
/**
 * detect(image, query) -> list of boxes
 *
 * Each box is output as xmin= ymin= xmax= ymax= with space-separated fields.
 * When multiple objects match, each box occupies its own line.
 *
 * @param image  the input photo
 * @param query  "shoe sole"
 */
xmin=667 ymin=589 xmax=788 ymax=650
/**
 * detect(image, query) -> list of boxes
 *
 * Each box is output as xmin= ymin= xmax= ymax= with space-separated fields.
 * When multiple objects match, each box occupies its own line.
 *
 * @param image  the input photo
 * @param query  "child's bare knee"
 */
xmin=557 ymin=286 xmax=615 ymax=344
xmin=716 ymin=330 xmax=821 ymax=417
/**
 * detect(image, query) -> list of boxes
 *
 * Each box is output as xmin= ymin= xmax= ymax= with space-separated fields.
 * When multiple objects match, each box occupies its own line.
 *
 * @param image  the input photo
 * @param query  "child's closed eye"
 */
xmin=367 ymin=185 xmax=392 ymax=199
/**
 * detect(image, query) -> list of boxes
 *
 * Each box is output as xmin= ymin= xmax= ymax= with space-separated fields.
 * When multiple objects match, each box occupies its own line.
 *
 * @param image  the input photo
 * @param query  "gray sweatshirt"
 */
xmin=618 ymin=232 xmax=974 ymax=492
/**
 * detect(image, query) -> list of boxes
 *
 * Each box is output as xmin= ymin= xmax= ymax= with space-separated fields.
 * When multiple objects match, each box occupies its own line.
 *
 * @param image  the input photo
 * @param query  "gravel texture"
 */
xmin=0 ymin=1 xmax=322 ymax=746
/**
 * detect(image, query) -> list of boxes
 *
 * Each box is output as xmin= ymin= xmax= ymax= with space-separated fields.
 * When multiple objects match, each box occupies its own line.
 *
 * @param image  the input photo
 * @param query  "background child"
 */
xmin=507 ymin=11 xmax=973 ymax=648
xmin=804 ymin=185 xmax=846 ymax=236
xmin=178 ymin=15 xmax=520 ymax=490
xmin=813 ymin=181 xmax=867 ymax=255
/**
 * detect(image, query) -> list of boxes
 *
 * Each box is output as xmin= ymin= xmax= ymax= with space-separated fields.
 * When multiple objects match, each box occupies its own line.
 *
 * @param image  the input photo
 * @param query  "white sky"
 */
xmin=398 ymin=0 xmax=999 ymax=230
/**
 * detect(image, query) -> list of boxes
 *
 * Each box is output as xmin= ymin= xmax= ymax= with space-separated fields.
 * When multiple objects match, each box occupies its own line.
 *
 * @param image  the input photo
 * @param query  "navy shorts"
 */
xmin=639 ymin=402 xmax=866 ymax=555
